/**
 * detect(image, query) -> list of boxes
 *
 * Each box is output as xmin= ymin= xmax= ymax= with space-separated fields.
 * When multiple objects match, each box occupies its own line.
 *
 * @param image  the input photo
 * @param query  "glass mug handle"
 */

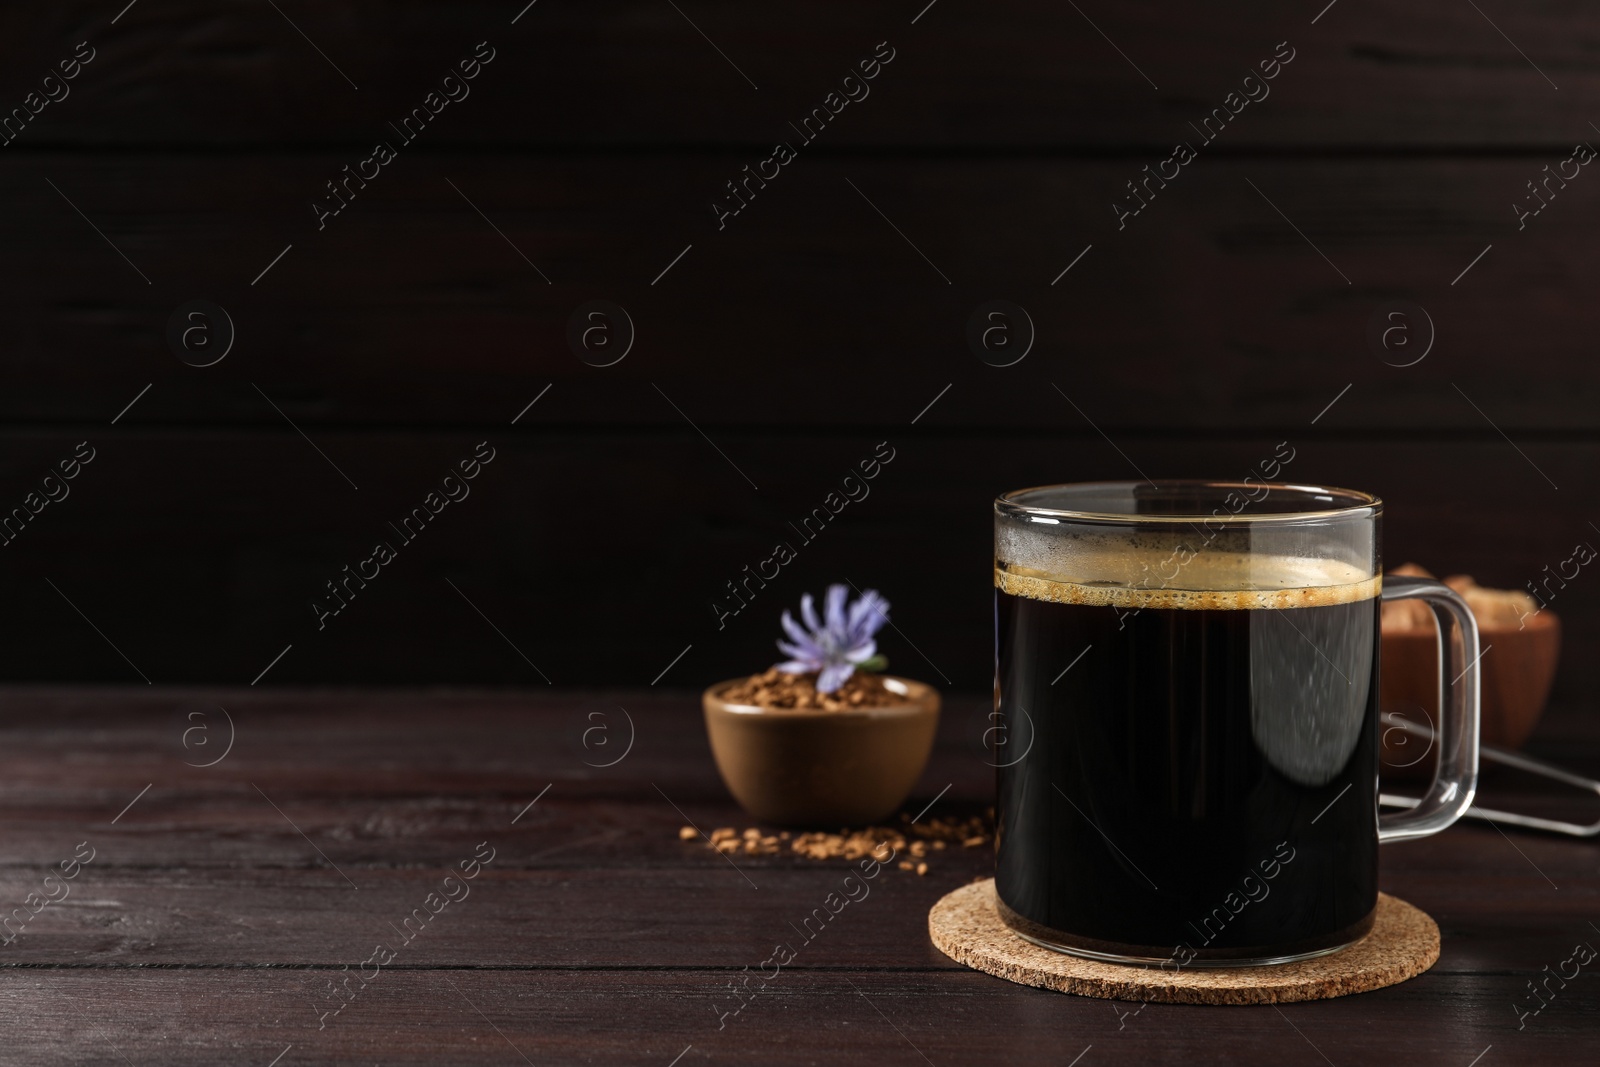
xmin=1377 ymin=575 xmax=1482 ymax=842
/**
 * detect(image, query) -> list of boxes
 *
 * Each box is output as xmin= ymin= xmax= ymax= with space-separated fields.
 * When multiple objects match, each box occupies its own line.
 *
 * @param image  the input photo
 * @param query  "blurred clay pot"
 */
xmin=1380 ymin=610 xmax=1561 ymax=780
xmin=702 ymin=675 xmax=939 ymax=826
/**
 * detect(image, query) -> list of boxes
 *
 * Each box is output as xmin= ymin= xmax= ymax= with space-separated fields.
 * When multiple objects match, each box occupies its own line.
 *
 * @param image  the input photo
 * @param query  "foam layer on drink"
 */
xmin=995 ymin=550 xmax=1380 ymax=611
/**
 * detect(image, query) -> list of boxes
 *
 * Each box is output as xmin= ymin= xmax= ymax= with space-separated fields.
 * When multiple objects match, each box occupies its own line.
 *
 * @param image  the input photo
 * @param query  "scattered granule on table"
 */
xmin=719 ymin=667 xmax=908 ymax=711
xmin=677 ymin=808 xmax=993 ymax=875
xmin=701 ymin=826 xmax=790 ymax=856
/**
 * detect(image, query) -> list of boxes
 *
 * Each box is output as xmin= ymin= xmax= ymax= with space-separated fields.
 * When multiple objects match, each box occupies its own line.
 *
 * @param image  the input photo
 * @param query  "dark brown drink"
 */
xmin=994 ymin=553 xmax=1381 ymax=964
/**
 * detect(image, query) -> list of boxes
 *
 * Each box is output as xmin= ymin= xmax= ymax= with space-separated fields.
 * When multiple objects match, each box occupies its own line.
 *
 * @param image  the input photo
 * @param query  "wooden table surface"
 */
xmin=2 ymin=687 xmax=1595 ymax=1065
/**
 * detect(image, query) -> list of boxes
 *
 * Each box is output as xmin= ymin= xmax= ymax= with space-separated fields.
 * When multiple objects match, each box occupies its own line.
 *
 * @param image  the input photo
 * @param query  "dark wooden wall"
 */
xmin=3 ymin=2 xmax=1597 ymax=696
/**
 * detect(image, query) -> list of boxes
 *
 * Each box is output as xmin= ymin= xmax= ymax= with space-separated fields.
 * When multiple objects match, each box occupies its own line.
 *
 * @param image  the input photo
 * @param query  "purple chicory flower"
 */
xmin=775 ymin=584 xmax=890 ymax=693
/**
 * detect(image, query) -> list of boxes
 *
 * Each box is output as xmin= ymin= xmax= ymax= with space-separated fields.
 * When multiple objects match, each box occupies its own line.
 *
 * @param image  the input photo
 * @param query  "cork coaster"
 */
xmin=929 ymin=879 xmax=1438 ymax=1005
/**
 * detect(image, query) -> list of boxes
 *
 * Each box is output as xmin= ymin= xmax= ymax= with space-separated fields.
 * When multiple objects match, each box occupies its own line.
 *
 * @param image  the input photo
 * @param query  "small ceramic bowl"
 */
xmin=1380 ymin=610 xmax=1561 ymax=779
xmin=702 ymin=675 xmax=940 ymax=826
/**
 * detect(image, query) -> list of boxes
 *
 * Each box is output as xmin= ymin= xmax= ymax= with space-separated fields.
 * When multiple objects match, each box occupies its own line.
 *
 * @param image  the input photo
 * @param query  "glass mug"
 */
xmin=992 ymin=481 xmax=1480 ymax=966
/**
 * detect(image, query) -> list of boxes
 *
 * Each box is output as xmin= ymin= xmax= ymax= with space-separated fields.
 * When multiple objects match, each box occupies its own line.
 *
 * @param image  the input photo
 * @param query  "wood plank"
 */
xmin=0 ymin=690 xmax=1591 ymax=879
xmin=0 ymin=688 xmax=998 ymax=869
xmin=0 ymin=688 xmax=1590 ymax=1062
xmin=0 ymin=688 xmax=1587 ymax=892
xmin=2 ymin=154 xmax=1598 ymax=429
xmin=0 ymin=970 xmax=1588 ymax=1066
xmin=6 ymin=689 xmax=977 ymax=865
xmin=0 ymin=433 xmax=1597 ymax=694
xmin=5 ymin=1 xmax=1597 ymax=148
xmin=0 ymin=855 xmax=1587 ymax=972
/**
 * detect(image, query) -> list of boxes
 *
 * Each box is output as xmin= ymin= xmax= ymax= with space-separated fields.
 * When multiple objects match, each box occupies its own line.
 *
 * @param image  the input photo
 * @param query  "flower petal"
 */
xmin=775 ymin=660 xmax=813 ymax=674
xmin=776 ymin=639 xmax=818 ymax=663
xmin=848 ymin=589 xmax=890 ymax=641
xmin=844 ymin=639 xmax=877 ymax=664
xmin=824 ymin=585 xmax=850 ymax=636
xmin=779 ymin=610 xmax=814 ymax=649
xmin=816 ymin=662 xmax=855 ymax=693
xmin=799 ymin=593 xmax=821 ymax=635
